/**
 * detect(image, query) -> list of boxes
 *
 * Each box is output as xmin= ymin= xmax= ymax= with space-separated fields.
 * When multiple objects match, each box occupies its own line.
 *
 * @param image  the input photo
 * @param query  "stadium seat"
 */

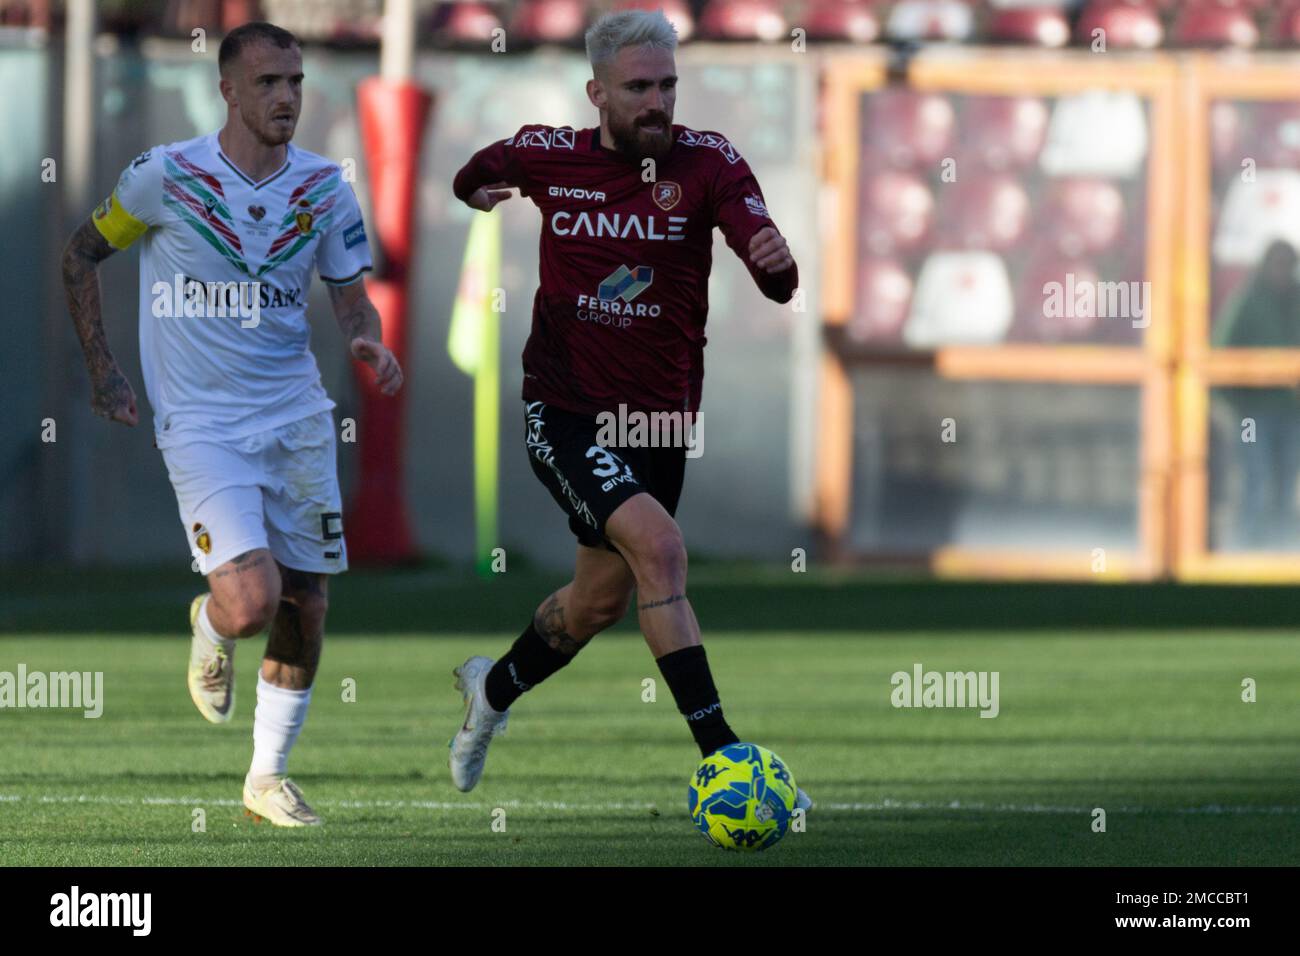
xmin=697 ymin=0 xmax=787 ymax=41
xmin=1042 ymin=178 xmax=1126 ymax=256
xmin=860 ymin=170 xmax=935 ymax=255
xmin=1172 ymin=0 xmax=1261 ymax=49
xmin=903 ymin=251 xmax=1014 ymax=346
xmin=1039 ymin=90 xmax=1148 ymax=177
xmin=863 ymin=90 xmax=955 ymax=168
xmin=1213 ymin=170 xmax=1300 ymax=266
xmin=959 ymin=96 xmax=1049 ymax=171
xmin=885 ymin=0 xmax=976 ymax=43
xmin=612 ymin=0 xmax=696 ymax=42
xmin=850 ymin=257 xmax=913 ymax=343
xmin=935 ymin=174 xmax=1031 ymax=253
xmin=510 ymin=0 xmax=587 ymax=45
xmin=1015 ymin=253 xmax=1103 ymax=341
xmin=801 ymin=0 xmax=883 ymax=43
xmin=429 ymin=1 xmax=506 ymax=46
xmin=985 ymin=6 xmax=1070 ymax=48
xmin=1074 ymin=0 xmax=1164 ymax=50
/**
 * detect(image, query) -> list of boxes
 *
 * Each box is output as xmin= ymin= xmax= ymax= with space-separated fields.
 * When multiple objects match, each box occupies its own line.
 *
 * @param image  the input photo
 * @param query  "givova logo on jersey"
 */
xmin=576 ymin=265 xmax=658 ymax=328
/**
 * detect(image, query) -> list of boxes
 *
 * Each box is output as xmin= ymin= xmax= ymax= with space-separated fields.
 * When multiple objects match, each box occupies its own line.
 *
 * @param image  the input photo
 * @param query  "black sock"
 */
xmin=483 ymin=622 xmax=575 ymax=712
xmin=656 ymin=645 xmax=740 ymax=757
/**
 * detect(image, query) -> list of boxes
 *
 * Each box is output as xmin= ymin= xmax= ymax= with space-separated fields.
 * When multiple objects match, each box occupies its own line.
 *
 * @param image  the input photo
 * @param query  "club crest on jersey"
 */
xmin=191 ymin=523 xmax=212 ymax=555
xmin=652 ymin=181 xmax=682 ymax=212
xmin=248 ymin=204 xmax=266 ymax=221
xmin=294 ymin=200 xmax=314 ymax=235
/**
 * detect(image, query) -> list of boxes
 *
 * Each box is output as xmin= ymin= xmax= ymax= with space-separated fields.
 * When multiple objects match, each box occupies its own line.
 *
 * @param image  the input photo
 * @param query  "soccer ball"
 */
xmin=688 ymin=742 xmax=798 ymax=851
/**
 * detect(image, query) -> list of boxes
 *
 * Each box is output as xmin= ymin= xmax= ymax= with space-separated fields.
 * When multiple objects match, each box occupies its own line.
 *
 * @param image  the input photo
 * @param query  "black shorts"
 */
xmin=524 ymin=400 xmax=687 ymax=551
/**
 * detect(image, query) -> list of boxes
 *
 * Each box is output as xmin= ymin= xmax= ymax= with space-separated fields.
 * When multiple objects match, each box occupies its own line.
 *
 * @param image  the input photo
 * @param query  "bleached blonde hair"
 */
xmin=585 ymin=9 xmax=678 ymax=75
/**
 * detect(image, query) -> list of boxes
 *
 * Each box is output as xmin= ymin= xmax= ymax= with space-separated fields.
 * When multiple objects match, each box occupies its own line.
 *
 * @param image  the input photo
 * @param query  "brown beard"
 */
xmin=608 ymin=112 xmax=673 ymax=162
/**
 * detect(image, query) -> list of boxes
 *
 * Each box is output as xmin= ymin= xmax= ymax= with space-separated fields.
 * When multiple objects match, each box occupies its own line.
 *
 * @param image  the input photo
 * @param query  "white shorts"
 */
xmin=162 ymin=410 xmax=347 ymax=576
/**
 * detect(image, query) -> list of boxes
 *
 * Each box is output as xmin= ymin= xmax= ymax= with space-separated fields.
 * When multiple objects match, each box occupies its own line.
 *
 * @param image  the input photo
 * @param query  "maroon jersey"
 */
xmin=453 ymin=124 xmax=798 ymax=415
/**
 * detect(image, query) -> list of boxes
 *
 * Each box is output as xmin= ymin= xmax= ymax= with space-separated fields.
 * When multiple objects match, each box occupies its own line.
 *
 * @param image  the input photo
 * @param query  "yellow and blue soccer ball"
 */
xmin=688 ymin=742 xmax=798 ymax=851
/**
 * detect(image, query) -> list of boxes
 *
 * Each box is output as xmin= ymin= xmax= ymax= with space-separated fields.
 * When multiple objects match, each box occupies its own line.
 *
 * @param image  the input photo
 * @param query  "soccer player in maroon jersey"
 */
xmin=446 ymin=8 xmax=808 ymax=810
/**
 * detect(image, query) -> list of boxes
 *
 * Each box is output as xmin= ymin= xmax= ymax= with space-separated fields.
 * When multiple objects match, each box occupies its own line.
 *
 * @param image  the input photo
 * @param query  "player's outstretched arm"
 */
xmin=60 ymin=218 xmax=139 ymax=426
xmin=328 ymin=278 xmax=403 ymax=396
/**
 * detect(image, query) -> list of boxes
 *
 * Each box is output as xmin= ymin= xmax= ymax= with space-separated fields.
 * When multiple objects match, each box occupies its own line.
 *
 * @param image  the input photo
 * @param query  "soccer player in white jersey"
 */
xmin=60 ymin=22 xmax=402 ymax=826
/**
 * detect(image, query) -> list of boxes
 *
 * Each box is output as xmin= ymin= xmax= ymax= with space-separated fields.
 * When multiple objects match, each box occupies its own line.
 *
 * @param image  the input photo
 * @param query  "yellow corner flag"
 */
xmin=448 ymin=212 xmax=502 ymax=575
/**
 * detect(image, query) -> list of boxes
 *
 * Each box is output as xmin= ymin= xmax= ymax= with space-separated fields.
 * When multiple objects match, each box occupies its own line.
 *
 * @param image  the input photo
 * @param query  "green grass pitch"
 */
xmin=2 ymin=590 xmax=1297 ymax=865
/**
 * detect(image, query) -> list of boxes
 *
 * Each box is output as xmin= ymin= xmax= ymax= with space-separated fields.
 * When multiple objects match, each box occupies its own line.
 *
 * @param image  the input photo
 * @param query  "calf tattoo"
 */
xmin=534 ymin=594 xmax=588 ymax=655
xmin=265 ymin=568 xmax=325 ymax=684
xmin=639 ymin=593 xmax=687 ymax=612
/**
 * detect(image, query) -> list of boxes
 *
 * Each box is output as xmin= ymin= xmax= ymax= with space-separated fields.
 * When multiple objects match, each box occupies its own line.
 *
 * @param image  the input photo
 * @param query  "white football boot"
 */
xmin=242 ymin=775 xmax=322 ymax=827
xmin=448 ymin=656 xmax=509 ymax=792
xmin=796 ymin=787 xmax=814 ymax=812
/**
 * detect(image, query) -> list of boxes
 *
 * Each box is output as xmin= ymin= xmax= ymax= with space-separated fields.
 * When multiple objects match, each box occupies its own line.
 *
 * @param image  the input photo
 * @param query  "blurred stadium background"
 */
xmin=7 ymin=0 xmax=1300 ymax=580
xmin=3 ymin=1 xmax=1300 ymax=866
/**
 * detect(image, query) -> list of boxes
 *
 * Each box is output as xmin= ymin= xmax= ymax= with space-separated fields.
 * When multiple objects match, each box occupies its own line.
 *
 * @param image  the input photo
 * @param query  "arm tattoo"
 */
xmin=638 ymin=593 xmax=687 ymax=612
xmin=328 ymin=282 xmax=382 ymax=343
xmin=61 ymin=219 xmax=127 ymax=413
xmin=534 ymin=594 xmax=587 ymax=655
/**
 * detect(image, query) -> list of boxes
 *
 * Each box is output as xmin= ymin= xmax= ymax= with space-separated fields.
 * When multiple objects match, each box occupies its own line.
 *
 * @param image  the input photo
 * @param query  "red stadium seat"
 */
xmin=986 ymin=6 xmax=1070 ymax=48
xmin=1042 ymin=178 xmax=1126 ymax=257
xmin=884 ymin=0 xmax=976 ymax=43
xmin=510 ymin=0 xmax=587 ymax=45
xmin=850 ymin=258 xmax=913 ymax=343
xmin=698 ymin=0 xmax=787 ymax=42
xmin=935 ymin=174 xmax=1031 ymax=253
xmin=863 ymin=90 xmax=956 ymax=169
xmin=959 ymin=96 xmax=1050 ymax=172
xmin=1015 ymin=254 xmax=1103 ymax=341
xmin=859 ymin=170 xmax=935 ymax=255
xmin=1172 ymin=0 xmax=1260 ymax=49
xmin=430 ymin=2 xmax=505 ymax=46
xmin=1074 ymin=0 xmax=1164 ymax=50
xmin=801 ymin=0 xmax=882 ymax=43
xmin=612 ymin=0 xmax=696 ymax=42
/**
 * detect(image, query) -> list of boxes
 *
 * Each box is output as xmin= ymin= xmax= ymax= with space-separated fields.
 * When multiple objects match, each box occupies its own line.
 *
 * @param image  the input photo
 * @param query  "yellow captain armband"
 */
xmin=91 ymin=191 xmax=148 ymax=250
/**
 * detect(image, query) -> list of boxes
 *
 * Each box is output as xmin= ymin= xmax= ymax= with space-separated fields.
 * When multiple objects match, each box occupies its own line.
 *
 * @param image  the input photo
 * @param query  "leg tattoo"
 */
xmin=534 ymin=593 xmax=588 ymax=655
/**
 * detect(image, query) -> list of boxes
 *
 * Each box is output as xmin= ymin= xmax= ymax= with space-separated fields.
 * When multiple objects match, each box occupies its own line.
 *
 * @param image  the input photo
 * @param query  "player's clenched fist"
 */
xmin=467 ymin=182 xmax=515 ymax=212
xmin=748 ymin=226 xmax=794 ymax=275
xmin=351 ymin=337 xmax=404 ymax=396
xmin=91 ymin=366 xmax=140 ymax=426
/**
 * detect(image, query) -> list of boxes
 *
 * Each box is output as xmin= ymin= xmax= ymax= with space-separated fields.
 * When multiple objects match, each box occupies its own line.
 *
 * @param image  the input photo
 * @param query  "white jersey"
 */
xmin=93 ymin=132 xmax=372 ymax=449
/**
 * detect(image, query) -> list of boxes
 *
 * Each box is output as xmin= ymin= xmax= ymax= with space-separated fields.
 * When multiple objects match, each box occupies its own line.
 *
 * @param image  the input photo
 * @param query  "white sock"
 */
xmin=197 ymin=596 xmax=236 ymax=652
xmin=249 ymin=675 xmax=313 ymax=785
